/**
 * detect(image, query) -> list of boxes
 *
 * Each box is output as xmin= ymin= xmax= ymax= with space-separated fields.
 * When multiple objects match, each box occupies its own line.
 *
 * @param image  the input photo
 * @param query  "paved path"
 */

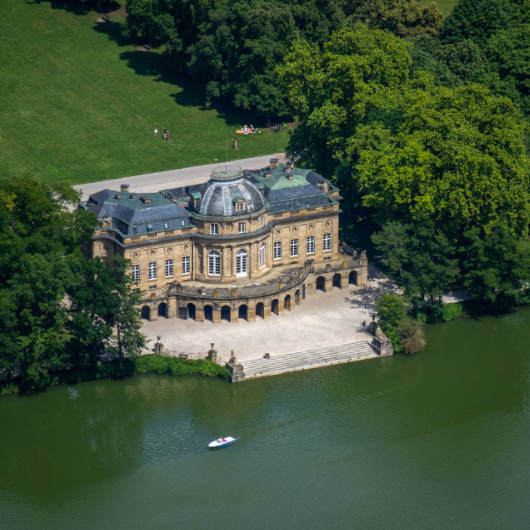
xmin=75 ymin=153 xmax=286 ymax=201
xmin=142 ymin=266 xmax=400 ymax=364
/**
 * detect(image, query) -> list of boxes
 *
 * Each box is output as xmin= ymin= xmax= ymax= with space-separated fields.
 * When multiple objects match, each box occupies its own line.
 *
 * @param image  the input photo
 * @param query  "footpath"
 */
xmin=75 ymin=153 xmax=287 ymax=201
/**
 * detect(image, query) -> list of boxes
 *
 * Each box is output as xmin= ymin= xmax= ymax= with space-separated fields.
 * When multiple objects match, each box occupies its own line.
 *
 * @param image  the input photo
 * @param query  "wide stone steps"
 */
xmin=238 ymin=340 xmax=377 ymax=381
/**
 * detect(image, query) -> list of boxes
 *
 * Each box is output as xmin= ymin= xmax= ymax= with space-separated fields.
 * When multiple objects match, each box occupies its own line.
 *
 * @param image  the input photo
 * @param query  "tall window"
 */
xmin=259 ymin=244 xmax=265 ymax=268
xmin=210 ymin=223 xmax=218 ymax=235
xmin=208 ymin=251 xmax=220 ymax=275
xmin=165 ymin=259 xmax=173 ymax=278
xmin=132 ymin=264 xmax=140 ymax=282
xmin=273 ymin=241 xmax=282 ymax=260
xmin=260 ymin=215 xmax=265 ymax=227
xmin=238 ymin=221 xmax=246 ymax=233
xmin=236 ymin=250 xmax=248 ymax=276
xmin=307 ymin=236 xmax=315 ymax=254
xmin=182 ymin=256 xmax=190 ymax=275
xmin=148 ymin=262 xmax=157 ymax=280
xmin=323 ymin=233 xmax=331 ymax=252
xmin=290 ymin=239 xmax=298 ymax=257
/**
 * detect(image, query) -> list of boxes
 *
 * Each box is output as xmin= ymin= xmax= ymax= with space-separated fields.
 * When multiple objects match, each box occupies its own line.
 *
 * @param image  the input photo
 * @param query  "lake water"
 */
xmin=1 ymin=308 xmax=529 ymax=529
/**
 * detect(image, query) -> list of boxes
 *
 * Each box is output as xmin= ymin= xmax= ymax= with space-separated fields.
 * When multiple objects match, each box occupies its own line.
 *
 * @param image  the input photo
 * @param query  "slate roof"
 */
xmin=85 ymin=190 xmax=191 ymax=237
xmin=86 ymin=163 xmax=337 ymax=237
xmin=246 ymin=163 xmax=336 ymax=213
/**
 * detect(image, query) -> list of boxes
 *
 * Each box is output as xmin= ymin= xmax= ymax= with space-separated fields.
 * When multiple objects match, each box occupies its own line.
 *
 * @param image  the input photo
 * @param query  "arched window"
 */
xmin=208 ymin=251 xmax=220 ymax=275
xmin=236 ymin=249 xmax=248 ymax=276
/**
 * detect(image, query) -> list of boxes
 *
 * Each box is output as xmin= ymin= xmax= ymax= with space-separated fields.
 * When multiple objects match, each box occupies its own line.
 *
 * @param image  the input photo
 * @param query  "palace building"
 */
xmin=83 ymin=159 xmax=368 ymax=323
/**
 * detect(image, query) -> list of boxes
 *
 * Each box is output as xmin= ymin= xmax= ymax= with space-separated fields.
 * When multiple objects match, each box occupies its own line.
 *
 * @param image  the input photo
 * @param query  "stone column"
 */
xmin=264 ymin=302 xmax=272 ymax=319
xmin=212 ymin=307 xmax=221 ymax=323
xmin=167 ymin=298 xmax=177 ymax=318
xmin=149 ymin=303 xmax=158 ymax=321
xmin=195 ymin=305 xmax=204 ymax=322
xmin=325 ymin=277 xmax=333 ymax=292
xmin=247 ymin=305 xmax=256 ymax=322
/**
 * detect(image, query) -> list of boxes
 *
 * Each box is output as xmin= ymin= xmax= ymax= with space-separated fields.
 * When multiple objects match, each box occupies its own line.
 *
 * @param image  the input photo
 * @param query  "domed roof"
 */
xmin=199 ymin=167 xmax=265 ymax=217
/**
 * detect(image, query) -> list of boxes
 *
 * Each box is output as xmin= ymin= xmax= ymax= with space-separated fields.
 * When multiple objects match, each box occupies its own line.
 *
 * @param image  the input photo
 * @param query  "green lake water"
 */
xmin=1 ymin=308 xmax=529 ymax=529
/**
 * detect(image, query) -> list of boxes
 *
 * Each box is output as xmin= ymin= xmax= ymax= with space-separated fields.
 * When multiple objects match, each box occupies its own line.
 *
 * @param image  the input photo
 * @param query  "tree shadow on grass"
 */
xmin=29 ymin=0 xmax=120 ymax=15
xmin=94 ymin=16 xmax=275 ymax=128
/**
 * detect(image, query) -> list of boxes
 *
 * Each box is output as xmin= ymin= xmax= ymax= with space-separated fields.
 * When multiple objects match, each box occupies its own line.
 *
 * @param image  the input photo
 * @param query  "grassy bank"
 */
xmin=0 ymin=0 xmax=288 ymax=185
xmin=0 ymin=355 xmax=230 ymax=396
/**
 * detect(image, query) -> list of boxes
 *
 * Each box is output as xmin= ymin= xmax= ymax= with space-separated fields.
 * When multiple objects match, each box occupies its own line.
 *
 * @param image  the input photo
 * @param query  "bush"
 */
xmin=135 ymin=355 xmax=231 ymax=380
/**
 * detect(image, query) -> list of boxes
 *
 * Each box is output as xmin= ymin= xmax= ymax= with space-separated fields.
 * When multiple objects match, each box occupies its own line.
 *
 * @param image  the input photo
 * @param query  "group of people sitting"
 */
xmin=237 ymin=124 xmax=259 ymax=134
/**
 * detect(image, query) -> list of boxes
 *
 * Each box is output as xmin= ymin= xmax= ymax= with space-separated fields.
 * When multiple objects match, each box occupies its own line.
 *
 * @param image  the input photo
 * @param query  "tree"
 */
xmin=278 ymin=26 xmax=412 ymax=173
xmin=372 ymin=220 xmax=459 ymax=308
xmin=0 ymin=178 xmax=97 ymax=391
xmin=441 ymin=0 xmax=529 ymax=46
xmin=353 ymin=85 xmax=529 ymax=239
xmin=398 ymin=318 xmax=425 ymax=354
xmin=0 ymin=177 xmax=146 ymax=392
xmin=485 ymin=24 xmax=530 ymax=116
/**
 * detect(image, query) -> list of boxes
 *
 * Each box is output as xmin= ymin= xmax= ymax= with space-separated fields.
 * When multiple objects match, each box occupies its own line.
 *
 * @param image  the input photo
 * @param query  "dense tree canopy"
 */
xmin=416 ymin=0 xmax=530 ymax=117
xmin=124 ymin=0 xmax=443 ymax=117
xmin=278 ymin=26 xmax=412 ymax=173
xmin=0 ymin=178 xmax=145 ymax=392
xmin=279 ymin=25 xmax=530 ymax=308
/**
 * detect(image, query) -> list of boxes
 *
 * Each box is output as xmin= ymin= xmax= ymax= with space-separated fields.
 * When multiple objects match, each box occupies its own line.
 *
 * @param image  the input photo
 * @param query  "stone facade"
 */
xmin=85 ymin=160 xmax=368 ymax=323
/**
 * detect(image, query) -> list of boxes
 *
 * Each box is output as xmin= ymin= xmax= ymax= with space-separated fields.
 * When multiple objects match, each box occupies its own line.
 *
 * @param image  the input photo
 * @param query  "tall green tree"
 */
xmin=0 ymin=178 xmax=146 ymax=392
xmin=0 ymin=178 xmax=97 ymax=391
xmin=278 ymin=25 xmax=412 ymax=173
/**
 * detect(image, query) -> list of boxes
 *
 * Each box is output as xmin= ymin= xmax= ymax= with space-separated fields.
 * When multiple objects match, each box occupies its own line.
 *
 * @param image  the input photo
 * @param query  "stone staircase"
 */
xmin=236 ymin=340 xmax=378 ymax=381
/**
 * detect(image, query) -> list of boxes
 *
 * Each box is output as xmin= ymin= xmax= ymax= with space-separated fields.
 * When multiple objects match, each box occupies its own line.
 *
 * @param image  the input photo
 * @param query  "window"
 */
xmin=208 ymin=251 xmax=220 ymax=275
xmin=323 ymin=233 xmax=331 ymax=252
xmin=148 ymin=262 xmax=157 ymax=280
xmin=146 ymin=223 xmax=153 ymax=232
xmin=235 ymin=200 xmax=245 ymax=212
xmin=307 ymin=236 xmax=315 ymax=254
xmin=290 ymin=239 xmax=298 ymax=257
xmin=238 ymin=222 xmax=246 ymax=233
xmin=182 ymin=256 xmax=190 ymax=275
xmin=273 ymin=241 xmax=282 ymax=260
xmin=165 ymin=259 xmax=173 ymax=278
xmin=259 ymin=244 xmax=265 ymax=268
xmin=260 ymin=215 xmax=265 ymax=227
xmin=132 ymin=265 xmax=140 ymax=282
xmin=163 ymin=221 xmax=169 ymax=230
xmin=210 ymin=223 xmax=218 ymax=235
xmin=236 ymin=250 xmax=248 ymax=276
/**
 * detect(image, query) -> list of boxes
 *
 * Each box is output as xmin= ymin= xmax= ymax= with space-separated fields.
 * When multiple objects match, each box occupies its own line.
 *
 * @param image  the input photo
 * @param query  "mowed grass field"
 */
xmin=0 ymin=1 xmax=289 ymax=185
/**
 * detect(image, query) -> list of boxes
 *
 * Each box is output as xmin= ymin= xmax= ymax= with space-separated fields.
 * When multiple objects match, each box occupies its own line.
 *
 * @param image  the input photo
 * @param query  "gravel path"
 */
xmin=75 ymin=153 xmax=286 ymax=201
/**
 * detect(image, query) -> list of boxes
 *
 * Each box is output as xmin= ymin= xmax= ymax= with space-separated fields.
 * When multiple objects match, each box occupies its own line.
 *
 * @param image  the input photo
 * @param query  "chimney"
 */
xmin=284 ymin=168 xmax=294 ymax=179
xmin=269 ymin=158 xmax=279 ymax=170
xmin=318 ymin=182 xmax=329 ymax=193
xmin=141 ymin=197 xmax=151 ymax=204
xmin=286 ymin=160 xmax=294 ymax=169
xmin=114 ymin=193 xmax=122 ymax=199
xmin=120 ymin=183 xmax=130 ymax=192
xmin=129 ymin=193 xmax=137 ymax=199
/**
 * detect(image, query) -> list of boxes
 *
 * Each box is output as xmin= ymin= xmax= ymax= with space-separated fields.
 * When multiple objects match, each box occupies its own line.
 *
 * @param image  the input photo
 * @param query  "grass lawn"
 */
xmin=421 ymin=0 xmax=458 ymax=16
xmin=0 ymin=1 xmax=289 ymax=185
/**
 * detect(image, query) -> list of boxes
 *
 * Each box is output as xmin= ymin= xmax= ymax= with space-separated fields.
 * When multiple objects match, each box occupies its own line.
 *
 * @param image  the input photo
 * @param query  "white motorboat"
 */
xmin=208 ymin=436 xmax=237 ymax=449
